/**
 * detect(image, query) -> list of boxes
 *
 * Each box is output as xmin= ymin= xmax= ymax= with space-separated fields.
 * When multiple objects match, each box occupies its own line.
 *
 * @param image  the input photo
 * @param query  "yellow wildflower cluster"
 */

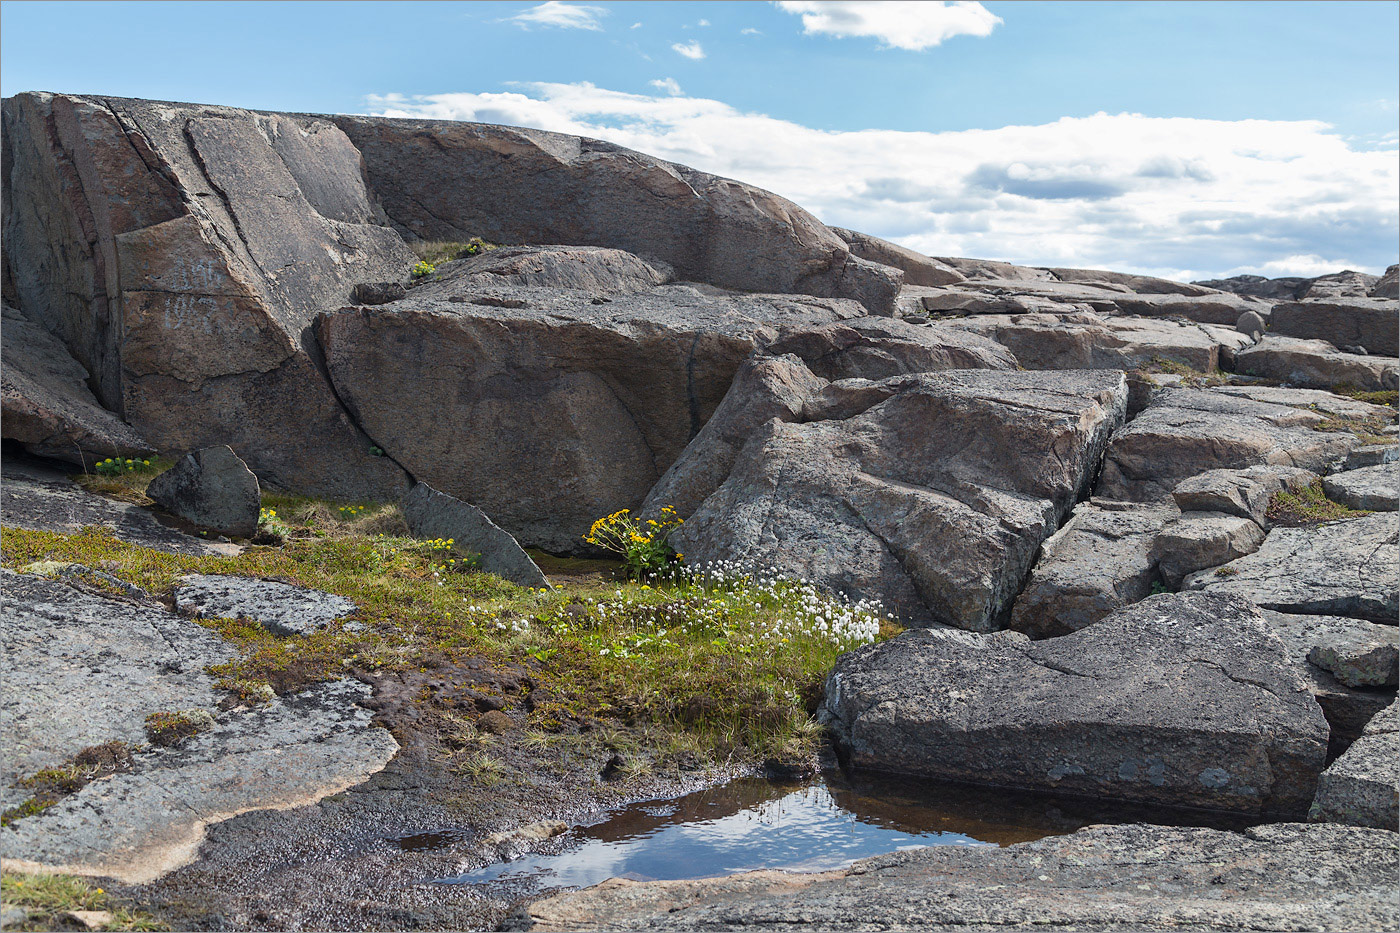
xmin=583 ymin=506 xmax=683 ymax=580
xmin=338 ymin=504 xmax=368 ymax=519
xmin=94 ymin=457 xmax=152 ymax=477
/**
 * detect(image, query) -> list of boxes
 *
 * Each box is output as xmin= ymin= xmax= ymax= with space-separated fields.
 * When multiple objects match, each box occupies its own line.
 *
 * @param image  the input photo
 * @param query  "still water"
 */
xmin=419 ymin=769 xmax=1254 ymax=891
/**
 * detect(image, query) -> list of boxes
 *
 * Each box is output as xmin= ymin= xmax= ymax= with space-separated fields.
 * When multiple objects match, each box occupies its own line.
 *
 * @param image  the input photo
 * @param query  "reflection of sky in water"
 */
xmin=438 ymin=782 xmax=990 ymax=890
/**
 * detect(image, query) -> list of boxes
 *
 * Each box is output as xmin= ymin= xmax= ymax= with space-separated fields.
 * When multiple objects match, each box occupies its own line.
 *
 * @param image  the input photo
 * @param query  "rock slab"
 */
xmin=399 ymin=482 xmax=549 ymax=589
xmin=146 ymin=445 xmax=261 ymax=538
xmin=1310 ymin=701 xmax=1399 ymax=830
xmin=1322 ymin=464 xmax=1398 ymax=512
xmin=174 ymin=575 xmax=359 ymax=636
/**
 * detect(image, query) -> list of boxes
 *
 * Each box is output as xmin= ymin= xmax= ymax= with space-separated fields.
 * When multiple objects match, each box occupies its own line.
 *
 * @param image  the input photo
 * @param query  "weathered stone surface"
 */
xmin=174 ymin=575 xmax=359 ymax=636
xmin=765 ymin=316 xmax=1017 ymax=381
xmin=673 ymin=370 xmax=1127 ymax=630
xmin=1263 ymin=609 xmax=1398 ymax=753
xmin=1322 ymin=464 xmax=1398 ymax=511
xmin=932 ymin=256 xmax=1056 ymax=282
xmin=1212 ymin=384 xmax=1396 ymax=421
xmin=1170 ymin=465 xmax=1317 ymax=526
xmin=2 ymin=303 xmax=153 ymax=465
xmin=1236 ymin=309 xmax=1266 ymax=340
xmin=822 ymin=593 xmax=1328 ymax=814
xmin=947 ymin=311 xmax=1238 ymax=372
xmin=332 ymin=115 xmax=901 ymax=314
xmin=316 ymin=287 xmax=868 ymax=552
xmin=399 ymin=482 xmax=549 ymax=588
xmin=146 ymin=446 xmax=260 ymax=538
xmin=349 ymin=281 xmax=406 ymax=305
xmin=1184 ymin=513 xmax=1399 ymax=623
xmin=1009 ymin=502 xmax=1177 ymax=638
xmin=1370 ymin=264 xmax=1399 ymax=299
xmin=0 ymin=679 xmax=398 ymax=884
xmin=1097 ymin=388 xmax=1358 ymax=502
xmin=1040 ymin=267 xmax=1220 ymax=297
xmin=1111 ymin=292 xmax=1268 ymax=326
xmin=1298 ymin=270 xmax=1382 ymax=300
xmin=1153 ymin=511 xmax=1267 ymax=589
xmin=1347 ymin=444 xmax=1399 ymax=469
xmin=1270 ymin=298 xmax=1399 ymax=357
xmin=1306 ymin=622 xmax=1400 ymax=688
xmin=1 ymin=457 xmax=238 ymax=556
xmin=1234 ymin=335 xmax=1398 ymax=391
xmin=829 ymin=228 xmax=965 ymax=287
xmin=0 ymin=570 xmax=236 ymax=810
xmin=512 ymin=822 xmax=1398 ymax=932
xmin=426 ymin=245 xmax=672 ymax=296
xmin=1310 ymin=701 xmax=1398 ymax=830
xmin=2 ymin=92 xmax=413 ymax=499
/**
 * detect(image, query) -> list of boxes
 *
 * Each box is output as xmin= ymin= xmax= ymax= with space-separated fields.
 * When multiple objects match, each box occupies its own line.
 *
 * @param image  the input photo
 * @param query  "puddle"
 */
xmin=426 ymin=769 xmax=1257 ymax=891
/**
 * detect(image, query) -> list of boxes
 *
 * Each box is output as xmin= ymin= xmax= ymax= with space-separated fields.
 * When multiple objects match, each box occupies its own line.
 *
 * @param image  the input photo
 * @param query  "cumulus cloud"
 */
xmin=650 ymin=77 xmax=683 ymax=96
xmin=776 ymin=0 xmax=1002 ymax=51
xmin=508 ymin=1 xmax=607 ymax=31
xmin=366 ymin=83 xmax=1399 ymax=279
xmin=671 ymin=40 xmax=705 ymax=59
xmin=741 ymin=27 xmax=762 ymax=36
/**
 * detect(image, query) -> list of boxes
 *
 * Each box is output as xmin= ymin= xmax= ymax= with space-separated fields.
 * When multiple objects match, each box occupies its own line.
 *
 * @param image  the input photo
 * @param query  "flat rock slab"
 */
xmin=673 ymin=369 xmax=1127 ymax=631
xmin=146 ymin=446 xmax=261 ymax=538
xmin=1184 ymin=513 xmax=1398 ymax=623
xmin=1 ymin=458 xmax=238 ymax=557
xmin=822 ymin=593 xmax=1328 ymax=815
xmin=511 ymin=822 xmax=1398 ymax=932
xmin=1097 ymin=387 xmax=1359 ymax=502
xmin=1346 ymin=444 xmax=1399 ymax=469
xmin=1171 ymin=464 xmax=1317 ymax=526
xmin=1010 ymin=501 xmax=1178 ymax=637
xmin=173 ymin=575 xmax=359 ymax=636
xmin=1310 ymin=701 xmax=1399 ymax=830
xmin=1211 ymin=385 xmax=1396 ymax=421
xmin=1322 ymin=463 xmax=1398 ymax=511
xmin=0 ymin=679 xmax=398 ymax=884
xmin=0 ymin=570 xmax=236 ymax=810
xmin=1234 ymin=335 xmax=1398 ymax=392
xmin=1152 ymin=511 xmax=1266 ymax=589
xmin=1270 ymin=298 xmax=1400 ymax=357
xmin=399 ymin=482 xmax=549 ymax=589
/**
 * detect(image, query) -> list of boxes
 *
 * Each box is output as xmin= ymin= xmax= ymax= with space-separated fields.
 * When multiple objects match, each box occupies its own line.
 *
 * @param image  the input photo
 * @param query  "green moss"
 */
xmin=1332 ymin=386 xmax=1398 ymax=408
xmin=1267 ymin=480 xmax=1372 ymax=527
xmin=1137 ymin=358 xmax=1228 ymax=387
xmin=409 ymin=237 xmax=499 ymax=266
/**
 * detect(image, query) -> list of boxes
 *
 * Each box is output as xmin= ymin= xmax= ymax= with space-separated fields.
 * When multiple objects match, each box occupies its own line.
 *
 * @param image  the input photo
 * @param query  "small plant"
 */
xmin=1213 ymin=565 xmax=1240 ymax=578
xmin=410 ymin=260 xmax=435 ymax=278
xmin=144 ymin=709 xmax=215 ymax=747
xmin=1 ymin=871 xmax=168 ymax=931
xmin=94 ymin=457 xmax=155 ymax=477
xmin=255 ymin=507 xmax=291 ymax=544
xmin=457 ymin=236 xmax=497 ymax=258
xmin=583 ymin=506 xmax=683 ymax=580
xmin=454 ymin=752 xmax=506 ymax=786
xmin=368 ymin=445 xmax=385 ymax=457
xmin=1266 ymin=480 xmax=1371 ymax=527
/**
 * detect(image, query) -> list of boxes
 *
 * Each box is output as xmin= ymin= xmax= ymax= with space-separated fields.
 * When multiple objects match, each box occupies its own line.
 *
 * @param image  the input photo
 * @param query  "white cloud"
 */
xmin=698 ymin=19 xmax=710 ymax=27
xmin=508 ymin=1 xmax=607 ymax=31
xmin=630 ymin=22 xmax=641 ymax=29
xmin=671 ymin=40 xmax=705 ymax=60
xmin=366 ymin=83 xmax=1399 ymax=280
xmin=776 ymin=0 xmax=1001 ymax=51
xmin=650 ymin=77 xmax=683 ymax=96
xmin=741 ymin=27 xmax=762 ymax=35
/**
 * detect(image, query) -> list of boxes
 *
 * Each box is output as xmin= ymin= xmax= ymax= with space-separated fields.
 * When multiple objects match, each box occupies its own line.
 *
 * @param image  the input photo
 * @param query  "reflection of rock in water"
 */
xmin=575 ymin=777 xmax=793 ymax=845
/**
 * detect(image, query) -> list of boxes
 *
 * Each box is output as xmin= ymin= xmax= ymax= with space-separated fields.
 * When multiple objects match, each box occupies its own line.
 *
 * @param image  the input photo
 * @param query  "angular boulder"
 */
xmin=947 ymin=311 xmax=1239 ymax=372
xmin=1234 ymin=336 xmax=1398 ymax=392
xmin=1009 ymin=501 xmax=1178 ymax=637
xmin=399 ymin=482 xmax=549 ymax=589
xmin=1183 ymin=513 xmax=1399 ymax=623
xmin=1321 ymin=464 xmax=1398 ymax=511
xmin=1297 ymin=271 xmax=1382 ymax=300
xmin=1370 ymin=264 xmax=1399 ymax=299
xmin=1 ymin=303 xmax=153 ymax=465
xmin=1310 ymin=701 xmax=1399 ymax=830
xmin=1171 ymin=465 xmax=1317 ymax=527
xmin=332 ymin=115 xmax=902 ymax=314
xmin=1346 ymin=444 xmax=1399 ymax=470
xmin=1152 ymin=511 xmax=1267 ymax=589
xmin=828 ymin=227 xmax=965 ymax=287
xmin=763 ymin=316 xmax=1017 ymax=381
xmin=1270 ymin=298 xmax=1399 ymax=356
xmin=672 ymin=370 xmax=1129 ymax=630
xmin=822 ymin=593 xmax=1329 ymax=815
xmin=146 ymin=446 xmax=261 ymax=538
xmin=1097 ymin=388 xmax=1359 ymax=502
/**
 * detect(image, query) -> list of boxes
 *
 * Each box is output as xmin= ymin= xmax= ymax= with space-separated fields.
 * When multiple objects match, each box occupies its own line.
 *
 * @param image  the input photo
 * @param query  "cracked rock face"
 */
xmin=1310 ymin=700 xmax=1399 ymax=830
xmin=1234 ymin=335 xmax=1399 ymax=392
xmin=821 ymin=593 xmax=1329 ymax=815
xmin=146 ymin=445 xmax=261 ymax=538
xmin=672 ymin=369 xmax=1128 ymax=630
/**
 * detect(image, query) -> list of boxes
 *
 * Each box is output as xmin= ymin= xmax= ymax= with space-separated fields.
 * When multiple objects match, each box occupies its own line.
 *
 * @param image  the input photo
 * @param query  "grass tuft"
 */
xmin=1266 ymin=479 xmax=1372 ymax=527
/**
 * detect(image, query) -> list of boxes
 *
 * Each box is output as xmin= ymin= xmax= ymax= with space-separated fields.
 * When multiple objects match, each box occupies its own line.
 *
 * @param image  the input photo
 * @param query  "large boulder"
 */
xmin=1152 ymin=511 xmax=1267 ymax=589
xmin=1234 ymin=335 xmax=1398 ymax=392
xmin=1310 ymin=701 xmax=1398 ymax=830
xmin=828 ymin=227 xmax=965 ymax=287
xmin=1 ymin=92 xmax=412 ymax=499
xmin=1097 ymin=388 xmax=1360 ymax=502
xmin=1 ymin=302 xmax=153 ymax=464
xmin=1192 ymin=273 xmax=1308 ymax=300
xmin=146 ymin=445 xmax=261 ymax=538
xmin=1297 ymin=270 xmax=1382 ymax=300
xmin=332 ymin=115 xmax=902 ymax=314
xmin=1321 ymin=464 xmax=1398 ymax=511
xmin=1370 ymin=264 xmax=1399 ymax=299
xmin=822 ymin=593 xmax=1329 ymax=815
xmin=764 ymin=316 xmax=1017 ymax=381
xmin=1269 ymin=298 xmax=1399 ymax=356
xmin=1184 ymin=513 xmax=1399 ymax=624
xmin=399 ymin=482 xmax=549 ymax=589
xmin=1170 ymin=465 xmax=1317 ymax=527
xmin=423 ymin=245 xmax=672 ymax=296
xmin=671 ymin=370 xmax=1128 ymax=630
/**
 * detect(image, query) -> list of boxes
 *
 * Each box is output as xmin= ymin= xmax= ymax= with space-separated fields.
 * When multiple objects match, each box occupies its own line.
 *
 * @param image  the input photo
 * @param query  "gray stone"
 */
xmin=1236 ymin=309 xmax=1266 ymax=340
xmin=931 ymin=256 xmax=1056 ymax=282
xmin=332 ymin=115 xmax=902 ymax=314
xmin=1310 ymin=700 xmax=1399 ymax=830
xmin=763 ymin=316 xmax=1016 ymax=381
xmin=829 ymin=227 xmax=965 ymax=287
xmin=1306 ymin=624 xmax=1400 ymax=688
xmin=821 ymin=593 xmax=1328 ymax=815
xmin=513 ymin=822 xmax=1398 ymax=932
xmin=1170 ymin=465 xmax=1317 ymax=527
xmin=399 ymin=482 xmax=549 ymax=589
xmin=0 ymin=457 xmax=238 ymax=556
xmin=1212 ymin=385 xmax=1396 ymax=421
xmin=1297 ymin=271 xmax=1382 ymax=300
xmin=1009 ymin=501 xmax=1178 ymax=638
xmin=1234 ymin=335 xmax=1398 ymax=391
xmin=1193 ymin=273 xmax=1308 ymax=300
xmin=429 ymin=245 xmax=672 ymax=296
xmin=1098 ymin=388 xmax=1358 ymax=502
xmin=672 ymin=370 xmax=1127 ymax=630
xmin=350 ymin=281 xmax=406 ymax=305
xmin=1111 ymin=292 xmax=1267 ymax=326
xmin=1370 ymin=264 xmax=1399 ymax=299
xmin=174 ymin=575 xmax=359 ymax=636
xmin=0 ymin=679 xmax=398 ymax=884
xmin=0 ymin=569 xmax=236 ymax=811
xmin=0 ymin=906 xmax=29 ymax=929
xmin=1183 ymin=513 xmax=1399 ymax=624
xmin=1153 ymin=511 xmax=1267 ymax=589
xmin=947 ymin=311 xmax=1238 ymax=373
xmin=1270 ymin=298 xmax=1399 ymax=356
xmin=1347 ymin=444 xmax=1400 ymax=469
xmin=1322 ymin=464 xmax=1398 ymax=511
xmin=1039 ymin=267 xmax=1221 ymax=297
xmin=2 ymin=303 xmax=154 ymax=466
xmin=146 ymin=446 xmax=261 ymax=538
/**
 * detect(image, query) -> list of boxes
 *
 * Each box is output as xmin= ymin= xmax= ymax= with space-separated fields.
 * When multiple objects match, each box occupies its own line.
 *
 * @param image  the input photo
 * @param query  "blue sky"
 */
xmin=3 ymin=1 xmax=1397 ymax=279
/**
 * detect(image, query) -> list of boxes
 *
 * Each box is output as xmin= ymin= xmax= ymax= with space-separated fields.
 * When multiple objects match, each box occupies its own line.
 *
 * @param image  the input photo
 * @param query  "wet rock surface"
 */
xmin=1184 ymin=512 xmax=1399 ymax=623
xmin=822 ymin=593 xmax=1328 ymax=815
xmin=1310 ymin=701 xmax=1399 ymax=830
xmin=145 ymin=446 xmax=261 ymax=538
xmin=399 ymin=482 xmax=549 ymax=588
xmin=174 ymin=574 xmax=360 ymax=636
xmin=512 ymin=821 xmax=1399 ymax=932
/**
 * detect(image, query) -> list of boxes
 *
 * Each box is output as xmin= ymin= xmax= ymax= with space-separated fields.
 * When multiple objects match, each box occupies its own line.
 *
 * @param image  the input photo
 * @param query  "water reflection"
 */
xmin=429 ymin=769 xmax=1256 ymax=891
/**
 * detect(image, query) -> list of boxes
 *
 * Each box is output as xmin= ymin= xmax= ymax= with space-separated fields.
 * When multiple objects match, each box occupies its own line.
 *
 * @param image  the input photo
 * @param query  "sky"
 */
xmin=2 ymin=0 xmax=1397 ymax=281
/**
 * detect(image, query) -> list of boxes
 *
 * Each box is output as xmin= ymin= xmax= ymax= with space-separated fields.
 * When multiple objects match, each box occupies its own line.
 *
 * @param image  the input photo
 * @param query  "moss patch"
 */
xmin=1137 ymin=358 xmax=1228 ymax=387
xmin=1266 ymin=479 xmax=1372 ymax=527
xmin=2 ymin=742 xmax=133 ymax=828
